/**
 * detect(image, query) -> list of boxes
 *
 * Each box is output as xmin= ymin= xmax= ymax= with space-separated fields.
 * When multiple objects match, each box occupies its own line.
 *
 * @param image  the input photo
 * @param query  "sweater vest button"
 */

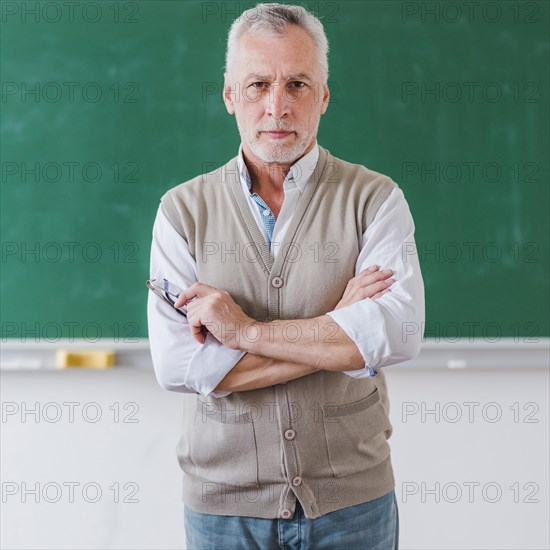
xmin=284 ymin=429 xmax=296 ymax=440
xmin=271 ymin=276 xmax=284 ymax=288
xmin=292 ymin=476 xmax=302 ymax=487
xmin=281 ymin=509 xmax=293 ymax=519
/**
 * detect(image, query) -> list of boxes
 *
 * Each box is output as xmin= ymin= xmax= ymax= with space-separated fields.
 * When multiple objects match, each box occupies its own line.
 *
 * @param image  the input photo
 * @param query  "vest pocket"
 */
xmin=182 ymin=398 xmax=260 ymax=486
xmin=322 ymin=387 xmax=393 ymax=478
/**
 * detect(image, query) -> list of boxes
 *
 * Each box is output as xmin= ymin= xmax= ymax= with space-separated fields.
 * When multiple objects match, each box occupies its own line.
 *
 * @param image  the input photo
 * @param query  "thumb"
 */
xmin=174 ymin=282 xmax=211 ymax=308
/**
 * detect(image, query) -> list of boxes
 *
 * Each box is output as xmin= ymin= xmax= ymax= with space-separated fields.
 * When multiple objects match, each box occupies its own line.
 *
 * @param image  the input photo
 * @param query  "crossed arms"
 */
xmin=147 ymin=187 xmax=425 ymax=397
xmin=173 ymin=268 xmax=396 ymax=393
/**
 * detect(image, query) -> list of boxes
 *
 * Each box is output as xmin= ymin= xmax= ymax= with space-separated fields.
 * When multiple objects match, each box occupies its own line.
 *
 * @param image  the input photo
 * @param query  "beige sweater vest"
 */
xmin=161 ymin=145 xmax=398 ymax=519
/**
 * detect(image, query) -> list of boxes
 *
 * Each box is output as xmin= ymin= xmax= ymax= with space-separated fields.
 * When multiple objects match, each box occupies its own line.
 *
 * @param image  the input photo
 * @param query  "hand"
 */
xmin=334 ymin=265 xmax=395 ymax=310
xmin=174 ymin=282 xmax=254 ymax=348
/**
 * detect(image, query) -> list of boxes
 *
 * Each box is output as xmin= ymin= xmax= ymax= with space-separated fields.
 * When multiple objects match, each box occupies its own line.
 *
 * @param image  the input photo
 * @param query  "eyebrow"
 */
xmin=243 ymin=72 xmax=314 ymax=83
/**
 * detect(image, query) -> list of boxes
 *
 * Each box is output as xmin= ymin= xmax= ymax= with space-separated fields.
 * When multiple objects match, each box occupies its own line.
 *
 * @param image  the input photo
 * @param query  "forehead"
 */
xmin=232 ymin=25 xmax=319 ymax=77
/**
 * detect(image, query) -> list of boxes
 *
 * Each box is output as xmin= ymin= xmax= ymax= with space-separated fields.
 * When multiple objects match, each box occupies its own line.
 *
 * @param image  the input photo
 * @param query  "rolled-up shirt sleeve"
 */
xmin=326 ymin=187 xmax=425 ymax=378
xmin=147 ymin=205 xmax=245 ymax=397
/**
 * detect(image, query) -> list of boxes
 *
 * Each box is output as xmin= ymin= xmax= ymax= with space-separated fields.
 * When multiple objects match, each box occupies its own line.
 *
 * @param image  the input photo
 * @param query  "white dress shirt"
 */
xmin=147 ymin=142 xmax=425 ymax=398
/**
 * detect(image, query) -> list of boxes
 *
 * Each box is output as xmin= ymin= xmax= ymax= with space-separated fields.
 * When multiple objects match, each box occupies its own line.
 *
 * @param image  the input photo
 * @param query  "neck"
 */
xmin=242 ymin=139 xmax=316 ymax=195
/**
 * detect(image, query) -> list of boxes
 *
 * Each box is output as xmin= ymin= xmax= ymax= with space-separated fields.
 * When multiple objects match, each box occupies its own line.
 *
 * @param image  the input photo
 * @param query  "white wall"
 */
xmin=1 ymin=365 xmax=548 ymax=550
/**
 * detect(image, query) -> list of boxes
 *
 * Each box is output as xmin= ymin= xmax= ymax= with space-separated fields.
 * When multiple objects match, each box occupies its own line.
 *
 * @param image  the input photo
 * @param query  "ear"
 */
xmin=223 ymin=72 xmax=236 ymax=115
xmin=320 ymin=83 xmax=330 ymax=115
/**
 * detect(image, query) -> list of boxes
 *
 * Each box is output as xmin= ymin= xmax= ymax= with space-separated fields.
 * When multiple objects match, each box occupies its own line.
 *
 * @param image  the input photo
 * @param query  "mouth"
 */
xmin=262 ymin=131 xmax=294 ymax=139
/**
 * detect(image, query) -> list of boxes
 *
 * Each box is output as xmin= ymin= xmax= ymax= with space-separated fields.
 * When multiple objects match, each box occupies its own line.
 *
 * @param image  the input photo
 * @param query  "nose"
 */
xmin=266 ymin=83 xmax=290 ymax=120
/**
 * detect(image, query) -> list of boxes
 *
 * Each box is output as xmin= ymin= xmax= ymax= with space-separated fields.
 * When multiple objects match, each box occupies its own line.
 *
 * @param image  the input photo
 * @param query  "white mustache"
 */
xmin=261 ymin=129 xmax=294 ymax=132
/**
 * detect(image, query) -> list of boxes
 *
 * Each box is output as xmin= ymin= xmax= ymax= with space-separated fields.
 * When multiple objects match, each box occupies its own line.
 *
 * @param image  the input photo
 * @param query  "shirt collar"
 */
xmin=236 ymin=142 xmax=319 ymax=195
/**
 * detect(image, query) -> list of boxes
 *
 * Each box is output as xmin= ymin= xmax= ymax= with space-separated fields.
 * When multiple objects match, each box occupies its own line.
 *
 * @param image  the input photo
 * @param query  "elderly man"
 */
xmin=147 ymin=3 xmax=424 ymax=549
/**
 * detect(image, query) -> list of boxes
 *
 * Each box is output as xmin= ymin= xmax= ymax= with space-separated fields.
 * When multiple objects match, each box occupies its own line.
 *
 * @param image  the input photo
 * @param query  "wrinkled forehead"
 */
xmin=229 ymin=27 xmax=321 ymax=80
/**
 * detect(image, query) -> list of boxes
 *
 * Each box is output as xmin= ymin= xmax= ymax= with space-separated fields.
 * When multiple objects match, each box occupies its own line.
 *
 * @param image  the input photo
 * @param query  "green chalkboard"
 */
xmin=1 ymin=1 xmax=548 ymax=341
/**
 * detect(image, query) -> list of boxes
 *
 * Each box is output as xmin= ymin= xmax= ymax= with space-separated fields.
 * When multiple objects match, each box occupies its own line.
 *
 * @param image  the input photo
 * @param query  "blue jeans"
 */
xmin=184 ymin=489 xmax=399 ymax=549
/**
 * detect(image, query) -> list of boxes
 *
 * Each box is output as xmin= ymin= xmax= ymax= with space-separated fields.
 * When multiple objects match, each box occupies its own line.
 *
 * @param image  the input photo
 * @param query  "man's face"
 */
xmin=223 ymin=24 xmax=330 ymax=165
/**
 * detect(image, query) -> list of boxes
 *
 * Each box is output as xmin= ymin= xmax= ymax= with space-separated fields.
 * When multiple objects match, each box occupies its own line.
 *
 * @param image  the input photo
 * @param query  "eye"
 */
xmin=289 ymin=81 xmax=306 ymax=89
xmin=250 ymin=82 xmax=267 ymax=89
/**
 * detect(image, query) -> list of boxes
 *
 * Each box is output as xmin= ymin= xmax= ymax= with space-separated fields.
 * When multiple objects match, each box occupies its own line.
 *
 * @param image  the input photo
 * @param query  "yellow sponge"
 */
xmin=56 ymin=350 xmax=115 ymax=369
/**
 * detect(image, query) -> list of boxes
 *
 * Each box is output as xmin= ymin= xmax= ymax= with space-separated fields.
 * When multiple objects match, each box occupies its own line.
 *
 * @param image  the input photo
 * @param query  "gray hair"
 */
xmin=225 ymin=3 xmax=329 ymax=83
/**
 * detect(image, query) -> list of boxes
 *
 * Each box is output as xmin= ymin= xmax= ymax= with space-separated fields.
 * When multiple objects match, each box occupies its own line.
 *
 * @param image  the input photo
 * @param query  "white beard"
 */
xmin=238 ymin=119 xmax=319 ymax=164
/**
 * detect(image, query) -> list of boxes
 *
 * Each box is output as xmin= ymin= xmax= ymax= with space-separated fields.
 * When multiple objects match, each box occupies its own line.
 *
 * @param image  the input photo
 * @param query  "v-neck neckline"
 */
xmin=228 ymin=146 xmax=330 ymax=274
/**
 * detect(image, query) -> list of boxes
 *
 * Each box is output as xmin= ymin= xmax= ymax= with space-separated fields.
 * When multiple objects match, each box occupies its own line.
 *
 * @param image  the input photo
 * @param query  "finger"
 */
xmin=186 ymin=307 xmax=206 ymax=343
xmin=174 ymin=287 xmax=196 ymax=308
xmin=356 ymin=269 xmax=394 ymax=286
xmin=359 ymin=265 xmax=379 ymax=275
xmin=174 ymin=282 xmax=214 ymax=308
xmin=362 ymin=280 xmax=391 ymax=297
xmin=189 ymin=318 xmax=206 ymax=344
xmin=366 ymin=268 xmax=395 ymax=282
